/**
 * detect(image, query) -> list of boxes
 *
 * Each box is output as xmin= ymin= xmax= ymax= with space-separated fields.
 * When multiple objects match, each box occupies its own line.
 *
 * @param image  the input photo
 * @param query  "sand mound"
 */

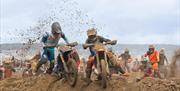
xmin=0 ymin=75 xmax=56 ymax=91
xmin=137 ymin=78 xmax=180 ymax=91
xmin=0 ymin=74 xmax=130 ymax=91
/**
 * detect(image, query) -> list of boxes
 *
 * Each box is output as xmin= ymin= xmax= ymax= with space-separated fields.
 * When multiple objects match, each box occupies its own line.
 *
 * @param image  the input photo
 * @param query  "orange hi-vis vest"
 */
xmin=147 ymin=51 xmax=159 ymax=63
xmin=146 ymin=51 xmax=159 ymax=70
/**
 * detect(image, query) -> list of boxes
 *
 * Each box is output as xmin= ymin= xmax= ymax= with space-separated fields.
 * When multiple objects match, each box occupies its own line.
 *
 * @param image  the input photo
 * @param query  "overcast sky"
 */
xmin=0 ymin=0 xmax=180 ymax=45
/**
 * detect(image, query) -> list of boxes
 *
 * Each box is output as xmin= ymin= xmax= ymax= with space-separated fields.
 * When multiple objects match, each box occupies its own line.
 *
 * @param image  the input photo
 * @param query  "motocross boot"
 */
xmin=35 ymin=61 xmax=44 ymax=73
xmin=47 ymin=61 xmax=54 ymax=74
xmin=84 ymin=68 xmax=92 ymax=85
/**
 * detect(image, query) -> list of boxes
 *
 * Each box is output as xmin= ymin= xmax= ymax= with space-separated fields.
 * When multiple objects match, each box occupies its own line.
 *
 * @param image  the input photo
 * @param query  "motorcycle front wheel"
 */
xmin=66 ymin=58 xmax=78 ymax=87
xmin=100 ymin=59 xmax=108 ymax=88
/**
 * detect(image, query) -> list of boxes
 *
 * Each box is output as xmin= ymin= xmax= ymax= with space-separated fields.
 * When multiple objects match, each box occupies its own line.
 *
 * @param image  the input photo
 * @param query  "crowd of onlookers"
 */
xmin=0 ymin=56 xmax=28 ymax=80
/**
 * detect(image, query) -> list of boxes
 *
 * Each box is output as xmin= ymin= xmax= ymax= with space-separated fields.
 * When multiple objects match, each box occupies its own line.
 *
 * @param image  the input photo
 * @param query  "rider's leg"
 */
xmin=118 ymin=66 xmax=126 ymax=74
xmin=35 ymin=47 xmax=49 ymax=72
xmin=110 ymin=56 xmax=127 ymax=75
xmin=46 ymin=48 xmax=55 ymax=74
xmin=152 ymin=63 xmax=162 ymax=78
xmin=35 ymin=54 xmax=47 ymax=72
xmin=48 ymin=61 xmax=54 ymax=73
xmin=86 ymin=56 xmax=94 ymax=80
xmin=155 ymin=69 xmax=162 ymax=79
xmin=54 ymin=53 xmax=63 ymax=72
xmin=86 ymin=48 xmax=95 ymax=80
xmin=121 ymin=60 xmax=126 ymax=72
xmin=125 ymin=61 xmax=130 ymax=73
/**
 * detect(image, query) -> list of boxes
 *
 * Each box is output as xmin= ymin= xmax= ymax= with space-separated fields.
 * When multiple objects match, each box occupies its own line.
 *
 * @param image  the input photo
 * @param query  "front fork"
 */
xmin=59 ymin=53 xmax=69 ymax=73
xmin=96 ymin=52 xmax=110 ymax=75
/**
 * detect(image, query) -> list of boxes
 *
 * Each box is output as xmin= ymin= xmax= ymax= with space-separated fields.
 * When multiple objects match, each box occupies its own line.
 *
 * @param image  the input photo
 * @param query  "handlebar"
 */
xmin=57 ymin=42 xmax=78 ymax=48
xmin=105 ymin=40 xmax=117 ymax=45
xmin=67 ymin=42 xmax=78 ymax=47
xmin=83 ymin=40 xmax=117 ymax=49
xmin=83 ymin=44 xmax=94 ymax=49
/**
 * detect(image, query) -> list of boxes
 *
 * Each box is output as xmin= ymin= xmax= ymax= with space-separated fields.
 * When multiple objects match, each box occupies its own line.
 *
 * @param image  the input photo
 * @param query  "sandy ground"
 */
xmin=0 ymin=71 xmax=180 ymax=91
xmin=0 ymin=48 xmax=179 ymax=91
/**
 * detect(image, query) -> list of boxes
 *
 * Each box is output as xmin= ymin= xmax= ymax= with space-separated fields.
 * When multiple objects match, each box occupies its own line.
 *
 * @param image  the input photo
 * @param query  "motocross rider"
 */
xmin=84 ymin=28 xmax=119 ymax=84
xmin=119 ymin=48 xmax=132 ymax=73
xmin=145 ymin=45 xmax=162 ymax=78
xmin=35 ymin=22 xmax=69 ymax=74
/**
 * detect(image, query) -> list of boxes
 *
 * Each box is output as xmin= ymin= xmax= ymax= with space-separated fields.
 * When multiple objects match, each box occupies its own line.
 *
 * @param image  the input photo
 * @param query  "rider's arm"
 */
xmin=156 ymin=51 xmax=160 ymax=62
xmin=99 ymin=36 xmax=111 ymax=42
xmin=85 ymin=38 xmax=90 ymax=44
xmin=61 ymin=32 xmax=69 ymax=44
xmin=83 ymin=39 xmax=90 ymax=49
xmin=144 ymin=52 xmax=148 ymax=57
xmin=41 ymin=32 xmax=49 ymax=46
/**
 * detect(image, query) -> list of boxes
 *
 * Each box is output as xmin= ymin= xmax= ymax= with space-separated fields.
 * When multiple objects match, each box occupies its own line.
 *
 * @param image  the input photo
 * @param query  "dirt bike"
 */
xmin=83 ymin=40 xmax=117 ymax=88
xmin=55 ymin=42 xmax=79 ymax=87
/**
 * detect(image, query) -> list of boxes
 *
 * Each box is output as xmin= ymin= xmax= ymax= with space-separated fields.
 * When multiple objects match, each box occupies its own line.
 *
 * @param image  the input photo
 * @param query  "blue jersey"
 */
xmin=41 ymin=32 xmax=69 ymax=47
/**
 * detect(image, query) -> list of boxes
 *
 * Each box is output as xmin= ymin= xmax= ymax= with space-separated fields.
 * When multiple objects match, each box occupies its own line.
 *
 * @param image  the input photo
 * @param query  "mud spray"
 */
xmin=12 ymin=0 xmax=102 ymax=59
